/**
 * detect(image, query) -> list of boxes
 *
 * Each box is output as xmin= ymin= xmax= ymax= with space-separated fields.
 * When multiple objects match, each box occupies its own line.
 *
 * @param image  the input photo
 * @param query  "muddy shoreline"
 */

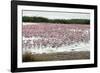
xmin=23 ymin=51 xmax=90 ymax=62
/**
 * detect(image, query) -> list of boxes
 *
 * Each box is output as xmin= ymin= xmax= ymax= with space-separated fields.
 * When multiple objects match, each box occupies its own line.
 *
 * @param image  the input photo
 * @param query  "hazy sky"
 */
xmin=22 ymin=10 xmax=90 ymax=19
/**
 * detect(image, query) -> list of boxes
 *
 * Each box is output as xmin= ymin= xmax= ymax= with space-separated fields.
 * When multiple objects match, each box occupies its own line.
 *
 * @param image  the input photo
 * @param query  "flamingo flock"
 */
xmin=22 ymin=23 xmax=90 ymax=53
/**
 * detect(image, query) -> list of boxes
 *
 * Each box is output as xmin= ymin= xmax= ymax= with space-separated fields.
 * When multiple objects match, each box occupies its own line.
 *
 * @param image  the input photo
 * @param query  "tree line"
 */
xmin=22 ymin=16 xmax=90 ymax=24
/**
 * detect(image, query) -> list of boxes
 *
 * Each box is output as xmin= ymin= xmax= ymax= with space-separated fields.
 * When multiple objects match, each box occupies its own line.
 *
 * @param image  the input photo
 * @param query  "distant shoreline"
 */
xmin=22 ymin=22 xmax=90 ymax=25
xmin=22 ymin=16 xmax=90 ymax=24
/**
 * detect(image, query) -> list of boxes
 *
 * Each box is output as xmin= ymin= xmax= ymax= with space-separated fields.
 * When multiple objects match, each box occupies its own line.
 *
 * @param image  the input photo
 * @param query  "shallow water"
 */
xmin=23 ymin=41 xmax=90 ymax=54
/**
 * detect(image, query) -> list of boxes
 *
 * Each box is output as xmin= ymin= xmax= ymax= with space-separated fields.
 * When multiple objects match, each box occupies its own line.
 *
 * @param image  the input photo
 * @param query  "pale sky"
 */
xmin=22 ymin=10 xmax=90 ymax=19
